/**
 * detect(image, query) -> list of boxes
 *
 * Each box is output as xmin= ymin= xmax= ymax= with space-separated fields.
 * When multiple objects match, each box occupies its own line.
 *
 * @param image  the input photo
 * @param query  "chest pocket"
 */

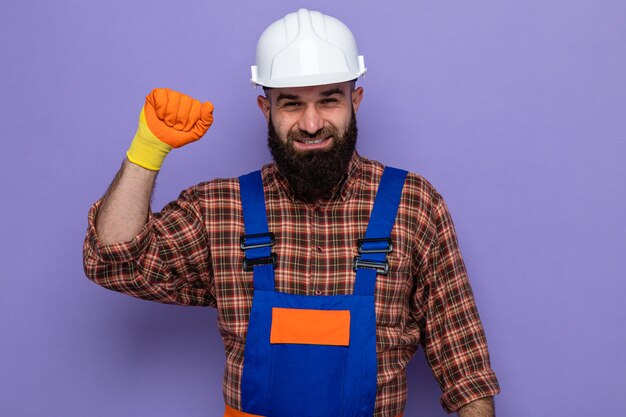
xmin=268 ymin=307 xmax=351 ymax=416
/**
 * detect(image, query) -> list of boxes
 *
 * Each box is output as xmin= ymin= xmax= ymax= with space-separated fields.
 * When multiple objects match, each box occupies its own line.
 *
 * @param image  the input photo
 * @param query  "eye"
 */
xmin=283 ymin=101 xmax=301 ymax=108
xmin=320 ymin=98 xmax=339 ymax=105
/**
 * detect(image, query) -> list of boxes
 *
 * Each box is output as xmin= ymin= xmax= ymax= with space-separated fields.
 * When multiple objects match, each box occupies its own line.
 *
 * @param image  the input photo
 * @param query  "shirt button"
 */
xmin=316 ymin=246 xmax=324 ymax=253
xmin=315 ymin=288 xmax=322 ymax=295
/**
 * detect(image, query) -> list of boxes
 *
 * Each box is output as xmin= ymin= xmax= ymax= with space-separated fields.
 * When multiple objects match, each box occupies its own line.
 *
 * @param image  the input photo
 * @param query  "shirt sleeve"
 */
xmin=82 ymin=186 xmax=216 ymax=307
xmin=416 ymin=195 xmax=500 ymax=413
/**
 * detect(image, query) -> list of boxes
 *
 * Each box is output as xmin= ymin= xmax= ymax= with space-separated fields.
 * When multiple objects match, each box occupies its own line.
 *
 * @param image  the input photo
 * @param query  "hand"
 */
xmin=143 ymin=88 xmax=214 ymax=148
xmin=126 ymin=88 xmax=214 ymax=170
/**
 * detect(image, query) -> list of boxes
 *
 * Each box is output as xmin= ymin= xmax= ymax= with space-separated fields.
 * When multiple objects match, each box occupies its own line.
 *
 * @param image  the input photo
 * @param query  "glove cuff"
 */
xmin=126 ymin=108 xmax=172 ymax=171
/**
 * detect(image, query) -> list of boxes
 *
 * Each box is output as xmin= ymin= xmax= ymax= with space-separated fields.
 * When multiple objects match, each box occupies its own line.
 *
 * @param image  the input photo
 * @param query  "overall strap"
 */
xmin=354 ymin=167 xmax=408 ymax=296
xmin=239 ymin=170 xmax=276 ymax=291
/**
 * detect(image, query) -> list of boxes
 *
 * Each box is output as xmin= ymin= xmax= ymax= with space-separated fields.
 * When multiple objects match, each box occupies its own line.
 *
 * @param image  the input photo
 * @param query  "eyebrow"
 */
xmin=276 ymin=93 xmax=299 ymax=102
xmin=320 ymin=88 xmax=345 ymax=98
xmin=275 ymin=88 xmax=345 ymax=103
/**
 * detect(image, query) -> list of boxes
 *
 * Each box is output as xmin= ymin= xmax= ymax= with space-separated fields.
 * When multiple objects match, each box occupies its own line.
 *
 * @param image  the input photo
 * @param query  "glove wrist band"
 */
xmin=126 ymin=108 xmax=172 ymax=171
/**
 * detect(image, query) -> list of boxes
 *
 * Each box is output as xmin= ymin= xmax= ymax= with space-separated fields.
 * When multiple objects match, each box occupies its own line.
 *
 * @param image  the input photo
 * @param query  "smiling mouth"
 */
xmin=296 ymin=136 xmax=331 ymax=144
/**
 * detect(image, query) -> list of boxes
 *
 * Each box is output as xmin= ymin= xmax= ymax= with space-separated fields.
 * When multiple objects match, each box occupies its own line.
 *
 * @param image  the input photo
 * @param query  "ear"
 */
xmin=351 ymin=86 xmax=364 ymax=113
xmin=257 ymin=95 xmax=271 ymax=122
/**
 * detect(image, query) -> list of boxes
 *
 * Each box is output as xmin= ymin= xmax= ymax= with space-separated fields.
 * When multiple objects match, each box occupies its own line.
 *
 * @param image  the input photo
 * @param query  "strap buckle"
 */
xmin=240 ymin=233 xmax=275 ymax=250
xmin=240 ymin=233 xmax=277 ymax=271
xmin=353 ymin=256 xmax=390 ymax=275
xmin=357 ymin=237 xmax=393 ymax=254
xmin=243 ymin=253 xmax=277 ymax=272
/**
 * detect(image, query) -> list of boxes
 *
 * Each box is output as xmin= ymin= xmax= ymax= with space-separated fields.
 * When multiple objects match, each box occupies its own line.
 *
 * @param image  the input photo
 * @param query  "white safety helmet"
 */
xmin=251 ymin=8 xmax=367 ymax=88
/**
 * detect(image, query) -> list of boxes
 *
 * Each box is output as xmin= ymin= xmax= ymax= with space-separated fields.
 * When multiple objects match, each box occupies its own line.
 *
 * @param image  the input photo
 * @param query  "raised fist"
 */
xmin=144 ymin=88 xmax=214 ymax=148
xmin=126 ymin=88 xmax=214 ymax=170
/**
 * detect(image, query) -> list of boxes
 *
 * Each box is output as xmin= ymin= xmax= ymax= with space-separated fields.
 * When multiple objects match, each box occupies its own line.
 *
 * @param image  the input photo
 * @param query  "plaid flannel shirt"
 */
xmin=83 ymin=153 xmax=500 ymax=416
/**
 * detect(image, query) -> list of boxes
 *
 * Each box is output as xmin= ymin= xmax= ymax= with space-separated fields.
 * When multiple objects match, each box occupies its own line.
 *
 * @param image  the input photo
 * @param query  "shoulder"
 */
xmin=182 ymin=176 xmax=241 ymax=203
xmin=358 ymin=155 xmax=447 ymax=260
xmin=174 ymin=165 xmax=281 ymax=212
xmin=358 ymin=155 xmax=444 ymax=214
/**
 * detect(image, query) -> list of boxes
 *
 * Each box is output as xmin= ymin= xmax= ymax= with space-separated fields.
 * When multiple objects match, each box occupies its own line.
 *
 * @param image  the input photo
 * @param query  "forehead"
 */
xmin=267 ymin=81 xmax=352 ymax=101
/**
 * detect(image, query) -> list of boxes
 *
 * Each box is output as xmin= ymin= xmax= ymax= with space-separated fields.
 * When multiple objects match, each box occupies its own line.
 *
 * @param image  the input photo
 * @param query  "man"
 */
xmin=83 ymin=8 xmax=500 ymax=417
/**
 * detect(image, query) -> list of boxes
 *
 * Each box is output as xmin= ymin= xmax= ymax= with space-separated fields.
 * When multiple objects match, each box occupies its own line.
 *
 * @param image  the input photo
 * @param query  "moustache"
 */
xmin=287 ymin=126 xmax=340 ymax=145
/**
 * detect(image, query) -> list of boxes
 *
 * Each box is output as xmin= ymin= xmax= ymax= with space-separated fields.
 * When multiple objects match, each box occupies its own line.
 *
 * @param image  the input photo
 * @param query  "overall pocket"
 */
xmin=267 ymin=308 xmax=350 ymax=417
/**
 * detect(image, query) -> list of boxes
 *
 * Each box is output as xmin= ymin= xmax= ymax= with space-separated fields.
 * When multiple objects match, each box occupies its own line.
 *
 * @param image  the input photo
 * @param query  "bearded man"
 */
xmin=83 ymin=8 xmax=500 ymax=417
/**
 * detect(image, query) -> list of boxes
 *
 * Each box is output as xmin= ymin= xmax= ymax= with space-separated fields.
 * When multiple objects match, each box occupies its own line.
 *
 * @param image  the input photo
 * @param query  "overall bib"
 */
xmin=227 ymin=167 xmax=407 ymax=417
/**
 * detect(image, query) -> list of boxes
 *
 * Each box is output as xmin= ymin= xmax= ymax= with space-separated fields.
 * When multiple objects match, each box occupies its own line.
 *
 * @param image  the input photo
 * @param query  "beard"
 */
xmin=267 ymin=112 xmax=358 ymax=203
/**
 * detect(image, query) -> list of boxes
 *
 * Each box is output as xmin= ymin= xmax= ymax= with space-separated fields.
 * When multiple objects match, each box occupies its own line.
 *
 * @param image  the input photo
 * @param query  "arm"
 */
xmin=415 ymin=194 xmax=500 ymax=413
xmin=96 ymin=87 xmax=213 ymax=245
xmin=83 ymin=88 xmax=216 ymax=306
xmin=96 ymin=159 xmax=157 ymax=245
xmin=458 ymin=397 xmax=495 ymax=417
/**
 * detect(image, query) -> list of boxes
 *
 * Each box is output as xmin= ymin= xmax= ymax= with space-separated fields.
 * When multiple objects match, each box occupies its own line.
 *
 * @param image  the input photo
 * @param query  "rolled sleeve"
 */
xmin=84 ymin=200 xmax=154 ymax=264
xmin=440 ymin=369 xmax=500 ymax=413
xmin=82 ymin=186 xmax=216 ymax=307
xmin=417 ymin=196 xmax=500 ymax=413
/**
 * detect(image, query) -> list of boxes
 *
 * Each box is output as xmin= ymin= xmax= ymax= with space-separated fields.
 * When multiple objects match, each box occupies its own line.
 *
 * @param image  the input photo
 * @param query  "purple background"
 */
xmin=2 ymin=1 xmax=625 ymax=416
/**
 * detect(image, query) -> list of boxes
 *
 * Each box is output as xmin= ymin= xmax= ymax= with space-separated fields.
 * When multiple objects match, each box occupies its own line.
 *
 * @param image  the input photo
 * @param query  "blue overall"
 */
xmin=237 ymin=167 xmax=407 ymax=417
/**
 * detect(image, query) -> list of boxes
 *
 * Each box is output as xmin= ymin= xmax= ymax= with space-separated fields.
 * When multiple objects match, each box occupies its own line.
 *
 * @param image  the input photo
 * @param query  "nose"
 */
xmin=298 ymin=104 xmax=324 ymax=135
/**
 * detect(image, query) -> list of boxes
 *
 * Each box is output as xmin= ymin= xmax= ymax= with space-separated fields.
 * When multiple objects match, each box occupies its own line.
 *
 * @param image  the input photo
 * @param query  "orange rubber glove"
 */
xmin=126 ymin=88 xmax=214 ymax=170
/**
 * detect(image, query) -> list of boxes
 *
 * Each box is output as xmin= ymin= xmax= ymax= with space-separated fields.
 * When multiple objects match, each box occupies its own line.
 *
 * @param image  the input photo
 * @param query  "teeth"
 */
xmin=300 ymin=138 xmax=327 ymax=144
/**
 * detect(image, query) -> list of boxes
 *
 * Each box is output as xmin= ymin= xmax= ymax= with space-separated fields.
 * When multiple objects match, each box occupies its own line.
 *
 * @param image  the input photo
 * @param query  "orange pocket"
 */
xmin=270 ymin=308 xmax=350 ymax=346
